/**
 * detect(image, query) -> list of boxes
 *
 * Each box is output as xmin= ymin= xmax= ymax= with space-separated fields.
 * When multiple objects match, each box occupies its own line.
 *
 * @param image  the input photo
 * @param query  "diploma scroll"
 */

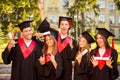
xmin=81 ymin=49 xmax=88 ymax=56
xmin=8 ymin=33 xmax=13 ymax=39
xmin=94 ymin=56 xmax=109 ymax=60
xmin=41 ymin=31 xmax=50 ymax=36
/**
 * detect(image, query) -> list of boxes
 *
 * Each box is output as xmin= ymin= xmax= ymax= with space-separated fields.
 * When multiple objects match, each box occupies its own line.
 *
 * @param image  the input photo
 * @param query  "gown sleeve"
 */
xmin=38 ymin=19 xmax=50 ymax=32
xmin=68 ymin=39 xmax=78 ymax=60
xmin=74 ymin=54 xmax=90 ymax=75
xmin=37 ymin=19 xmax=59 ymax=39
xmin=2 ymin=45 xmax=16 ymax=64
xmin=36 ymin=60 xmax=51 ymax=77
xmin=110 ymin=49 xmax=119 ymax=80
xmin=55 ymin=54 xmax=63 ymax=79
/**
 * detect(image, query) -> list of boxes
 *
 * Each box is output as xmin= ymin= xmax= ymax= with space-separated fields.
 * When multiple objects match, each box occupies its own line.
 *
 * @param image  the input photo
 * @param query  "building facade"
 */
xmin=43 ymin=0 xmax=120 ymax=39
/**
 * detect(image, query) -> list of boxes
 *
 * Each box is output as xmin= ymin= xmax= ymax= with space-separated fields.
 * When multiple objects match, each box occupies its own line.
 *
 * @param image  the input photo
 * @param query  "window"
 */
xmin=86 ymin=14 xmax=92 ymax=22
xmin=109 ymin=16 xmax=115 ymax=24
xmin=63 ymin=0 xmax=69 ymax=8
xmin=50 ymin=14 xmax=57 ymax=23
xmin=109 ymin=2 xmax=115 ymax=10
xmin=98 ymin=0 xmax=105 ymax=8
xmin=118 ymin=17 xmax=120 ymax=24
xmin=110 ymin=29 xmax=114 ymax=35
xmin=119 ymin=30 xmax=120 ymax=38
xmin=98 ymin=14 xmax=105 ymax=22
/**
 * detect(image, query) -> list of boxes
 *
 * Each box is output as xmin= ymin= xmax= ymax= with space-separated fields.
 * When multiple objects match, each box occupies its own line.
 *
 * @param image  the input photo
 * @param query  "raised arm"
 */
xmin=38 ymin=0 xmax=45 ymax=21
xmin=2 ymin=40 xmax=16 ymax=64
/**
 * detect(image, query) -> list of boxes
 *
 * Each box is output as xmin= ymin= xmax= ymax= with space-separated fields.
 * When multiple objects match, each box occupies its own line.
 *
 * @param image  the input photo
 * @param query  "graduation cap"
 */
xmin=96 ymin=28 xmax=115 ymax=48
xmin=15 ymin=20 xmax=33 ymax=31
xmin=59 ymin=16 xmax=72 ymax=28
xmin=81 ymin=31 xmax=95 ymax=44
xmin=41 ymin=28 xmax=58 ymax=40
xmin=96 ymin=28 xmax=115 ymax=39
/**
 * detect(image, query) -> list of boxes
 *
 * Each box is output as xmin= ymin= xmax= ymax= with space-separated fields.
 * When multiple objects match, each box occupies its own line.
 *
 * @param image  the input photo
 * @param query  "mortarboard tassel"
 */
xmin=69 ymin=19 xmax=72 ymax=28
xmin=14 ymin=31 xmax=17 ymax=38
xmin=112 ymin=37 xmax=114 ymax=48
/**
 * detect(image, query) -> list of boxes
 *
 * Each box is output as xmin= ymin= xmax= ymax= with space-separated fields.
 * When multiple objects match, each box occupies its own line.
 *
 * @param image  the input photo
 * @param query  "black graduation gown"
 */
xmin=74 ymin=53 xmax=90 ymax=80
xmin=2 ymin=41 xmax=42 ymax=80
xmin=90 ymin=48 xmax=119 ymax=80
xmin=36 ymin=53 xmax=63 ymax=80
xmin=38 ymin=19 xmax=78 ymax=80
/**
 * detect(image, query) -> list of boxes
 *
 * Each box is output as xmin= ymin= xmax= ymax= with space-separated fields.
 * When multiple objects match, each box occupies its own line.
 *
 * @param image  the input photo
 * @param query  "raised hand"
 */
xmin=33 ymin=32 xmax=43 ymax=39
xmin=38 ymin=0 xmax=44 ymax=11
xmin=69 ymin=38 xmax=73 ymax=49
xmin=106 ymin=57 xmax=113 ymax=69
xmin=39 ymin=55 xmax=45 ymax=65
xmin=90 ymin=56 xmax=98 ymax=67
xmin=38 ymin=0 xmax=45 ymax=21
xmin=7 ymin=39 xmax=17 ymax=52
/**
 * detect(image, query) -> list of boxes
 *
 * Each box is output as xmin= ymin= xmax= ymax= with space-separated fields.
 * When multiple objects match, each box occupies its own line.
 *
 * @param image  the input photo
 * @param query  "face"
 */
xmin=21 ymin=27 xmax=32 ymax=40
xmin=45 ymin=35 xmax=55 ymax=47
xmin=96 ymin=34 xmax=105 ymax=48
xmin=60 ymin=20 xmax=69 ymax=34
xmin=78 ymin=37 xmax=88 ymax=48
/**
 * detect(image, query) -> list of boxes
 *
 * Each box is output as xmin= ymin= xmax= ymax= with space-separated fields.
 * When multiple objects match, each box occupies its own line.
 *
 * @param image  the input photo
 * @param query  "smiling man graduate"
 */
xmin=2 ymin=21 xmax=42 ymax=80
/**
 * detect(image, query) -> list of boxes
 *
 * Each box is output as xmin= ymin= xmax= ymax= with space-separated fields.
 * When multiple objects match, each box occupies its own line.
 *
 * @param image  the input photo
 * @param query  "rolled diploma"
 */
xmin=8 ymin=33 xmax=13 ymax=39
xmin=94 ymin=56 xmax=109 ymax=60
xmin=41 ymin=31 xmax=50 ymax=36
xmin=81 ymin=49 xmax=88 ymax=56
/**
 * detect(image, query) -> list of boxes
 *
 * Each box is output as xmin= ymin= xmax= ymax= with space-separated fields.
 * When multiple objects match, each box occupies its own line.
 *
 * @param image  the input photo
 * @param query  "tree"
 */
xmin=67 ymin=0 xmax=99 ymax=39
xmin=0 ymin=0 xmax=40 ymax=36
xmin=114 ymin=0 xmax=120 ymax=10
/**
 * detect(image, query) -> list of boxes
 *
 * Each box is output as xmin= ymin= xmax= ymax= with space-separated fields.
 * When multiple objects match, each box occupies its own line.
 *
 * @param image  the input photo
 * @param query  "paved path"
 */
xmin=0 ymin=63 xmax=11 ymax=80
xmin=0 ymin=63 xmax=120 ymax=80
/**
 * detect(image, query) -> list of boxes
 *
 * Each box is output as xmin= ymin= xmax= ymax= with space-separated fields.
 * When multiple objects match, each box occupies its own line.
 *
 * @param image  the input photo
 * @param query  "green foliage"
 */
xmin=67 ymin=0 xmax=99 ymax=39
xmin=0 ymin=0 xmax=40 ymax=35
xmin=114 ymin=0 xmax=120 ymax=10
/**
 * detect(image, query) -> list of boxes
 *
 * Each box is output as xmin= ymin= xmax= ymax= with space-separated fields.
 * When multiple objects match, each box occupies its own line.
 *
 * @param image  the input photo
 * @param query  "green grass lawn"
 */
xmin=0 ymin=43 xmax=7 ymax=63
xmin=0 ymin=40 xmax=120 ymax=63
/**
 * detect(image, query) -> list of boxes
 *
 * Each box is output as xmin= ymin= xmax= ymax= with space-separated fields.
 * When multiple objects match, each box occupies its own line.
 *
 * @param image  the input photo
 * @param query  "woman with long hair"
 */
xmin=36 ymin=32 xmax=62 ymax=80
xmin=90 ymin=28 xmax=119 ymax=80
xmin=74 ymin=31 xmax=95 ymax=80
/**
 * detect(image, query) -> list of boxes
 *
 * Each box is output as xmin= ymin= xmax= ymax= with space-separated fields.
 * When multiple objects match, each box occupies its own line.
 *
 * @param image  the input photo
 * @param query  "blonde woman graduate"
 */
xmin=74 ymin=31 xmax=95 ymax=80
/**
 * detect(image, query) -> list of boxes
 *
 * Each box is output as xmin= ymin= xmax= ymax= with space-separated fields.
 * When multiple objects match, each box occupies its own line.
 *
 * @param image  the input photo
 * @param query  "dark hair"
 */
xmin=95 ymin=34 xmax=110 ymax=50
xmin=59 ymin=18 xmax=70 ymax=28
xmin=42 ymin=34 xmax=57 ymax=55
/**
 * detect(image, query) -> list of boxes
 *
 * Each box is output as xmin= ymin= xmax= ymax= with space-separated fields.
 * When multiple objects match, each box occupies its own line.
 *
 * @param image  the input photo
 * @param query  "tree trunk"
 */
xmin=81 ymin=12 xmax=85 ymax=32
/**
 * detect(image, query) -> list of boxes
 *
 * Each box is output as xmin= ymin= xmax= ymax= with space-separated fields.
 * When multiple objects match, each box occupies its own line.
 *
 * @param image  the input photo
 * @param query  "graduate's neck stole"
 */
xmin=18 ymin=38 xmax=36 ymax=59
xmin=57 ymin=34 xmax=71 ymax=53
xmin=96 ymin=48 xmax=112 ymax=70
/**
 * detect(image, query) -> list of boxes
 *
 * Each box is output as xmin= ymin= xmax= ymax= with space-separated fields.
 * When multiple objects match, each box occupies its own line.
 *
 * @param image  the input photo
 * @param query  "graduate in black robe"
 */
xmin=2 ymin=21 xmax=42 ymax=80
xmin=36 ymin=32 xmax=63 ymax=80
xmin=36 ymin=2 xmax=78 ymax=80
xmin=90 ymin=28 xmax=119 ymax=80
xmin=74 ymin=31 xmax=95 ymax=80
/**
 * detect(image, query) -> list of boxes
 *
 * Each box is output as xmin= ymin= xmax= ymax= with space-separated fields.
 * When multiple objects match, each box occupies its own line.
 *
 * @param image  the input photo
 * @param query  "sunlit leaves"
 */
xmin=113 ymin=0 xmax=120 ymax=10
xmin=0 ymin=0 xmax=40 ymax=35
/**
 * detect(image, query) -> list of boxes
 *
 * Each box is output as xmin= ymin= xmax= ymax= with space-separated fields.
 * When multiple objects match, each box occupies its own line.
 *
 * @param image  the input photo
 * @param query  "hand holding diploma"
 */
xmin=39 ymin=55 xmax=45 ymax=65
xmin=8 ymin=33 xmax=17 ymax=51
xmin=76 ymin=49 xmax=88 ymax=64
xmin=38 ymin=0 xmax=44 ymax=10
xmin=106 ymin=57 xmax=113 ymax=69
xmin=33 ymin=31 xmax=50 ymax=38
